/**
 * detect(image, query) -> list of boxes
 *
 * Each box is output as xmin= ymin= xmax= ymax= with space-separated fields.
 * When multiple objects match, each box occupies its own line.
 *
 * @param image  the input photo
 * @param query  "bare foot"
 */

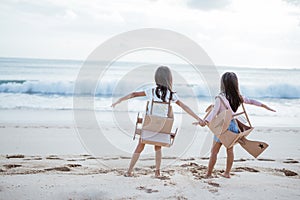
xmin=221 ymin=173 xmax=230 ymax=178
xmin=155 ymin=169 xmax=160 ymax=177
xmin=204 ymin=174 xmax=213 ymax=179
xmin=124 ymin=171 xmax=134 ymax=177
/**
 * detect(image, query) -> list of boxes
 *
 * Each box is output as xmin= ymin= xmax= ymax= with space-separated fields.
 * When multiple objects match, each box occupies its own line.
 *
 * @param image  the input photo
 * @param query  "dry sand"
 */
xmin=0 ymin=154 xmax=299 ymax=200
xmin=0 ymin=109 xmax=300 ymax=199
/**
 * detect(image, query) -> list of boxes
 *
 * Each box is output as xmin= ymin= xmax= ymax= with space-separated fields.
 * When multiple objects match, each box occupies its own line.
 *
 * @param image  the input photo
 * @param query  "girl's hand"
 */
xmin=111 ymin=100 xmax=121 ymax=108
xmin=262 ymin=104 xmax=276 ymax=112
xmin=193 ymin=119 xmax=206 ymax=127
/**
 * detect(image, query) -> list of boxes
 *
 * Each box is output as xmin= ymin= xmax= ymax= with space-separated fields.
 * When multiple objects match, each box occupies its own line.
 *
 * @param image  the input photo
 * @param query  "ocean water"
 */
xmin=0 ymin=57 xmax=299 ymax=128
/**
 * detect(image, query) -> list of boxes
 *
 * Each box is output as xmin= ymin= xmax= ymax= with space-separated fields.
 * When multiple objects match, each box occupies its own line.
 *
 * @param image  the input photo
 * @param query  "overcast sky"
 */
xmin=0 ymin=0 xmax=300 ymax=68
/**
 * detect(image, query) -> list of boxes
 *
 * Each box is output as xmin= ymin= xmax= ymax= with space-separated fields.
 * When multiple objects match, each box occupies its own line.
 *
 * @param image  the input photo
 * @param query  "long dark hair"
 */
xmin=154 ymin=66 xmax=173 ymax=102
xmin=221 ymin=72 xmax=243 ymax=112
xmin=155 ymin=84 xmax=173 ymax=102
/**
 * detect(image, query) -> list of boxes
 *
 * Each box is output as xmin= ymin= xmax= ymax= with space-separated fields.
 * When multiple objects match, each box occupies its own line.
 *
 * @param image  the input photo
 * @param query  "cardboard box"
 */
xmin=142 ymin=115 xmax=173 ymax=134
xmin=141 ymin=130 xmax=172 ymax=147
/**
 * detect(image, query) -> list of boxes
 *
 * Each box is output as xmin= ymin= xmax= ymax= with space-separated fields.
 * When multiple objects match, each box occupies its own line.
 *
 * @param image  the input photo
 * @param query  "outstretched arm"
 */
xmin=261 ymin=103 xmax=276 ymax=112
xmin=243 ymin=96 xmax=276 ymax=112
xmin=111 ymin=91 xmax=146 ymax=108
xmin=176 ymin=100 xmax=205 ymax=126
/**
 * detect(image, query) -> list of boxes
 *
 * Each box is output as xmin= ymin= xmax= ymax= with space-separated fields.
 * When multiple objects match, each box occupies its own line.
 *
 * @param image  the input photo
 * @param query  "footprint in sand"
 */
xmin=276 ymin=168 xmax=298 ymax=176
xmin=136 ymin=186 xmax=159 ymax=193
xmin=234 ymin=167 xmax=259 ymax=173
xmin=154 ymin=175 xmax=171 ymax=180
xmin=46 ymin=156 xmax=63 ymax=160
xmin=3 ymin=164 xmax=22 ymax=169
xmin=163 ymin=181 xmax=177 ymax=186
xmin=162 ymin=169 xmax=175 ymax=176
xmin=257 ymin=158 xmax=275 ymax=162
xmin=44 ymin=167 xmax=71 ymax=172
xmin=283 ymin=159 xmax=299 ymax=164
xmin=206 ymin=181 xmax=220 ymax=187
xmin=180 ymin=162 xmax=199 ymax=168
xmin=120 ymin=156 xmax=131 ymax=160
xmin=6 ymin=155 xmax=25 ymax=159
xmin=208 ymin=188 xmax=218 ymax=194
xmin=86 ymin=157 xmax=97 ymax=160
xmin=67 ymin=159 xmax=86 ymax=161
xmin=205 ymin=181 xmax=220 ymax=194
xmin=180 ymin=158 xmax=195 ymax=161
xmin=80 ymin=154 xmax=92 ymax=157
xmin=200 ymin=157 xmax=210 ymax=160
xmin=234 ymin=158 xmax=254 ymax=162
xmin=66 ymin=164 xmax=82 ymax=168
xmin=23 ymin=157 xmax=42 ymax=161
xmin=102 ymin=157 xmax=119 ymax=161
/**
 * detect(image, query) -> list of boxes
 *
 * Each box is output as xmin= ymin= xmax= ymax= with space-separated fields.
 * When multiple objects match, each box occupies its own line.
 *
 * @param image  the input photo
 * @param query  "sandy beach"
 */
xmin=1 ymin=109 xmax=299 ymax=199
xmin=1 ymin=0 xmax=300 ymax=199
xmin=1 ymin=154 xmax=299 ymax=199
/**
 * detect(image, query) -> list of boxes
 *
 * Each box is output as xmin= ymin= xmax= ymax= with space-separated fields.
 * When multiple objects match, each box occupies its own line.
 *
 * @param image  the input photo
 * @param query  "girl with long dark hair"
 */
xmin=204 ymin=72 xmax=275 ymax=178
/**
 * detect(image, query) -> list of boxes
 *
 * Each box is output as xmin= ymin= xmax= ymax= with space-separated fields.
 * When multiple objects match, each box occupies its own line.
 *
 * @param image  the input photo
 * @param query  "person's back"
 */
xmin=144 ymin=87 xmax=178 ymax=117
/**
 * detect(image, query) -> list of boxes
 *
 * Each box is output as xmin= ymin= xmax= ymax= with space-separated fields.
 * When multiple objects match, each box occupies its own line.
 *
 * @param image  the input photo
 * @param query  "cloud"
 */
xmin=282 ymin=0 xmax=300 ymax=26
xmin=1 ymin=0 xmax=66 ymax=17
xmin=283 ymin=0 xmax=300 ymax=6
xmin=0 ymin=0 xmax=299 ymax=67
xmin=186 ymin=0 xmax=231 ymax=10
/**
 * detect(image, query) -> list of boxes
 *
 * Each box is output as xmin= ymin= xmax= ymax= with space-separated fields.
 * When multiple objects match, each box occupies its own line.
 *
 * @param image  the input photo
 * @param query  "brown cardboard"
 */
xmin=133 ymin=95 xmax=177 ymax=147
xmin=142 ymin=115 xmax=173 ymax=134
xmin=204 ymin=97 xmax=268 ymax=158
xmin=208 ymin=109 xmax=232 ymax=136
xmin=238 ymin=137 xmax=269 ymax=158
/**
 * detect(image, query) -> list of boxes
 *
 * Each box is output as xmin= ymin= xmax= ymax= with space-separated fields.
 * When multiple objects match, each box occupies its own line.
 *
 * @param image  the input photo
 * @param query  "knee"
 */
xmin=211 ymin=146 xmax=220 ymax=156
xmin=154 ymin=146 xmax=161 ymax=152
xmin=135 ymin=144 xmax=145 ymax=153
xmin=210 ymin=149 xmax=219 ymax=158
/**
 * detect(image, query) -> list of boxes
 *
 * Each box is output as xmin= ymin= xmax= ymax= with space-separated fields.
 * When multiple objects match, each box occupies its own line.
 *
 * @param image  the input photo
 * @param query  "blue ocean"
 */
xmin=0 ymin=57 xmax=299 ymax=128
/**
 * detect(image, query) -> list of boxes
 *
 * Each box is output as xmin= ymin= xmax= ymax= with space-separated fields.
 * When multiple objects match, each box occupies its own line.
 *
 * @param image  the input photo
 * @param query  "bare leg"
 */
xmin=126 ymin=140 xmax=145 ymax=176
xmin=223 ymin=147 xmax=234 ymax=178
xmin=206 ymin=142 xmax=222 ymax=178
xmin=154 ymin=145 xmax=162 ymax=177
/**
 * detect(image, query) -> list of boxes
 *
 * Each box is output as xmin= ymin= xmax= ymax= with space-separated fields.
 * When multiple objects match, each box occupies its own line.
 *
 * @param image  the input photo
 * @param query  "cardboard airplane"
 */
xmin=205 ymin=96 xmax=268 ymax=158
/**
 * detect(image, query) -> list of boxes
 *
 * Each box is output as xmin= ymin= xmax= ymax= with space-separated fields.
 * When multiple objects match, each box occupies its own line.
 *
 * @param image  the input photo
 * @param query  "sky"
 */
xmin=0 ymin=0 xmax=300 ymax=68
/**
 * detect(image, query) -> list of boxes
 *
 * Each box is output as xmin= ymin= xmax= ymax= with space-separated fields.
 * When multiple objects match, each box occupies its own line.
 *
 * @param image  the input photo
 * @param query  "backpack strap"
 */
xmin=150 ymin=87 xmax=173 ymax=118
xmin=216 ymin=95 xmax=229 ymax=109
xmin=216 ymin=95 xmax=252 ymax=127
xmin=241 ymin=103 xmax=252 ymax=127
xmin=150 ymin=88 xmax=154 ymax=114
xmin=167 ymin=90 xmax=172 ymax=117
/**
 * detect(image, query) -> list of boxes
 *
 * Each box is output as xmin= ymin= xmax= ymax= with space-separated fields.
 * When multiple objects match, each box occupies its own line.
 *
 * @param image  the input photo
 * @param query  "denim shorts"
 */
xmin=214 ymin=119 xmax=239 ymax=143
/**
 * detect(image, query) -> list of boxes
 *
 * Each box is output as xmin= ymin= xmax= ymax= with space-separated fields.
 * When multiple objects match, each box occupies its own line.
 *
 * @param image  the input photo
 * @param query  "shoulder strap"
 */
xmin=151 ymin=88 xmax=154 ymax=101
xmin=241 ymin=103 xmax=252 ymax=127
xmin=150 ymin=88 xmax=154 ymax=114
xmin=216 ymin=95 xmax=228 ymax=109
xmin=168 ymin=90 xmax=172 ymax=105
xmin=150 ymin=88 xmax=173 ymax=117
xmin=167 ymin=90 xmax=172 ymax=117
xmin=217 ymin=95 xmax=252 ymax=127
